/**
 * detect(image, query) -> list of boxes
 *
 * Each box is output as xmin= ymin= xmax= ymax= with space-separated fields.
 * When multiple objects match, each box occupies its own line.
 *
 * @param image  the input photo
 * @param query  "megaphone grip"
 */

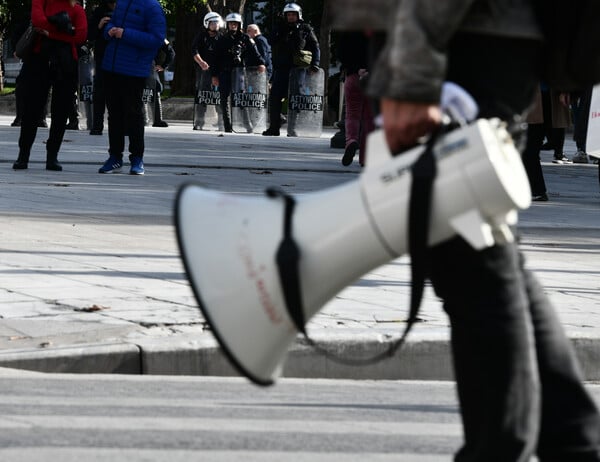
xmin=266 ymin=187 xmax=307 ymax=334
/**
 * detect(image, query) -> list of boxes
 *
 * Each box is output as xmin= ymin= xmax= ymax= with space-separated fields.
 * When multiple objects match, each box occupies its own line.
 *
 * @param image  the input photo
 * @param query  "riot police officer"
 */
xmin=191 ymin=12 xmax=223 ymax=130
xmin=262 ymin=3 xmax=320 ymax=136
xmin=192 ymin=12 xmax=222 ymax=72
xmin=212 ymin=12 xmax=265 ymax=133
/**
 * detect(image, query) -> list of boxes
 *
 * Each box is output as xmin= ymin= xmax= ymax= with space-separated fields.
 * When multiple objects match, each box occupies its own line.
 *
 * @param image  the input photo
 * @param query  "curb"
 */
xmin=0 ymin=342 xmax=141 ymax=374
xmin=1 ymin=336 xmax=599 ymax=382
xmin=0 ymin=335 xmax=455 ymax=380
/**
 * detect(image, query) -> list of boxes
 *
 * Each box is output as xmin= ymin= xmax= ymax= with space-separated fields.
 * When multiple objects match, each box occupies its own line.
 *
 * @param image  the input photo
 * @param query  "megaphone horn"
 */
xmin=175 ymin=118 xmax=531 ymax=386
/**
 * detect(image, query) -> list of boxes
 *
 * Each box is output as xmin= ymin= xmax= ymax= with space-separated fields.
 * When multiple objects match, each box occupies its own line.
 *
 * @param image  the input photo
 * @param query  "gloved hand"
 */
xmin=48 ymin=11 xmax=75 ymax=35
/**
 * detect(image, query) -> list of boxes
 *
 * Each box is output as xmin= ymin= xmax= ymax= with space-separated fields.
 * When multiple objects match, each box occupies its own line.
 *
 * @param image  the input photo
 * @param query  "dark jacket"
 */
xmin=156 ymin=39 xmax=175 ymax=69
xmin=337 ymin=31 xmax=369 ymax=75
xmin=101 ymin=0 xmax=166 ymax=78
xmin=269 ymin=19 xmax=320 ymax=70
xmin=330 ymin=0 xmax=542 ymax=103
xmin=88 ymin=3 xmax=113 ymax=65
xmin=254 ymin=34 xmax=272 ymax=79
xmin=191 ymin=29 xmax=220 ymax=67
xmin=212 ymin=30 xmax=265 ymax=76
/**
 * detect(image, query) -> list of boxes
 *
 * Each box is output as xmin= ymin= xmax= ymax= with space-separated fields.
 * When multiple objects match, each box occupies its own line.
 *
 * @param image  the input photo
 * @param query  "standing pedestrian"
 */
xmin=97 ymin=0 xmax=166 ymax=175
xmin=12 ymin=0 xmax=87 ymax=171
xmin=262 ymin=3 xmax=320 ymax=137
xmin=333 ymin=1 xmax=600 ymax=460
xmin=88 ymin=0 xmax=115 ymax=135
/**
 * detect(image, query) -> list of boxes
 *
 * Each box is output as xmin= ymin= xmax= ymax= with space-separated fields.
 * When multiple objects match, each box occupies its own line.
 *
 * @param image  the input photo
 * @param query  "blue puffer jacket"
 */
xmin=101 ymin=0 xmax=166 ymax=78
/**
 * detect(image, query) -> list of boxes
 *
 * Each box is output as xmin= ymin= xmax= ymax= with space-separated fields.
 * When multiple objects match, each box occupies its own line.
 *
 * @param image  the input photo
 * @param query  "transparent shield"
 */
xmin=287 ymin=67 xmax=325 ymax=138
xmin=193 ymin=68 xmax=224 ymax=131
xmin=78 ymin=52 xmax=94 ymax=130
xmin=231 ymin=67 xmax=268 ymax=134
xmin=142 ymin=73 xmax=156 ymax=105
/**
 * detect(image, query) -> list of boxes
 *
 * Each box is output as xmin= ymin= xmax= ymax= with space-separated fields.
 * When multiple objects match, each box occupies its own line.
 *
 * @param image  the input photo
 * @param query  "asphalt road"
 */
xmin=0 ymin=368 xmax=461 ymax=461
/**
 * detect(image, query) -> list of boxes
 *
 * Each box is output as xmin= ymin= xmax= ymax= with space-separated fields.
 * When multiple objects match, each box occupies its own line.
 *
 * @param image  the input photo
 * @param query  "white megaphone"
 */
xmin=175 ymin=114 xmax=532 ymax=386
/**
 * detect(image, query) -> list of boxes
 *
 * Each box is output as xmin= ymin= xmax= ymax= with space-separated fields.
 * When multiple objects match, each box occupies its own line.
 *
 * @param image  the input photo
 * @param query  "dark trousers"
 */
xmin=522 ymin=123 xmax=547 ymax=196
xmin=92 ymin=66 xmax=107 ymax=131
xmin=541 ymin=89 xmax=566 ymax=159
xmin=438 ymin=33 xmax=600 ymax=461
xmin=104 ymin=71 xmax=145 ymax=160
xmin=573 ymin=86 xmax=593 ymax=151
xmin=267 ymin=68 xmax=290 ymax=130
xmin=17 ymin=50 xmax=77 ymax=163
xmin=217 ymin=70 xmax=233 ymax=131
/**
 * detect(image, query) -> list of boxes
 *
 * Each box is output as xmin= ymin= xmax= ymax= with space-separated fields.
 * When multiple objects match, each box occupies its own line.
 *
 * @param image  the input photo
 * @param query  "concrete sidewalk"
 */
xmin=0 ymin=114 xmax=598 ymax=381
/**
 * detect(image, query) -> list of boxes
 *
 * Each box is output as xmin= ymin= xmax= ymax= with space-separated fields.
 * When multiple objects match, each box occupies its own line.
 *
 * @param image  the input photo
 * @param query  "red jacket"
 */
xmin=31 ymin=0 xmax=87 ymax=60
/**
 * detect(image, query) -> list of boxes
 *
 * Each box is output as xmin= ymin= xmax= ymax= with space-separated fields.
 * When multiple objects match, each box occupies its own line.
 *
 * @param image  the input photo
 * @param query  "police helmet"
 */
xmin=225 ymin=12 xmax=243 ymax=28
xmin=283 ymin=3 xmax=303 ymax=20
xmin=203 ymin=12 xmax=223 ymax=29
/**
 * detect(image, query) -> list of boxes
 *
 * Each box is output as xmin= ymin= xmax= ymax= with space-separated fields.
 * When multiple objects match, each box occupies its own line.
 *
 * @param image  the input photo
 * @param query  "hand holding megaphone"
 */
xmin=378 ymin=81 xmax=479 ymax=153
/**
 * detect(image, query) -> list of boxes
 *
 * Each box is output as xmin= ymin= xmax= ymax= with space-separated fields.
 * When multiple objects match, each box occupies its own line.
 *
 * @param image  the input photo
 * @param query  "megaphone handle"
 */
xmin=266 ymin=187 xmax=307 ymax=334
xmin=407 ymin=128 xmax=439 ymax=326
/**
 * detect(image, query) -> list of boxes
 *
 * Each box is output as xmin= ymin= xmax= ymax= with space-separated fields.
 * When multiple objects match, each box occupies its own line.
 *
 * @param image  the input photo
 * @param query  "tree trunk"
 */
xmin=208 ymin=0 xmax=246 ymax=14
xmin=170 ymin=7 xmax=201 ymax=96
xmin=0 ymin=38 xmax=4 ymax=92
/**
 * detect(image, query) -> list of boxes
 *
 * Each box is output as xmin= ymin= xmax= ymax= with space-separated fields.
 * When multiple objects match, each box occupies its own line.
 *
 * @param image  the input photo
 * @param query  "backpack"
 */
xmin=534 ymin=0 xmax=600 ymax=91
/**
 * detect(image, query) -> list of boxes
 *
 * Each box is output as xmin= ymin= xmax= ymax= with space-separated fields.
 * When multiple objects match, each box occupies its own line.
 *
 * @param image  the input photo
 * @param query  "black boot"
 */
xmin=12 ymin=152 xmax=30 ymax=170
xmin=152 ymin=95 xmax=168 ymax=127
xmin=262 ymin=127 xmax=280 ymax=136
xmin=46 ymin=152 xmax=62 ymax=171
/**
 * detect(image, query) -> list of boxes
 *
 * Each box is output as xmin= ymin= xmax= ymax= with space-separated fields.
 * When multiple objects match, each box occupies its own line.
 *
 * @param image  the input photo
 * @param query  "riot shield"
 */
xmin=193 ymin=68 xmax=223 ymax=131
xmin=142 ymin=73 xmax=156 ymax=105
xmin=78 ymin=49 xmax=94 ymax=130
xmin=231 ymin=67 xmax=268 ymax=134
xmin=287 ymin=67 xmax=325 ymax=137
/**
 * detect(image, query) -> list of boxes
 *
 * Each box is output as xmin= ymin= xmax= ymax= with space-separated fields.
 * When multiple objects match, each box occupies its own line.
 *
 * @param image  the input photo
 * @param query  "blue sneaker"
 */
xmin=98 ymin=155 xmax=123 ymax=173
xmin=130 ymin=156 xmax=145 ymax=175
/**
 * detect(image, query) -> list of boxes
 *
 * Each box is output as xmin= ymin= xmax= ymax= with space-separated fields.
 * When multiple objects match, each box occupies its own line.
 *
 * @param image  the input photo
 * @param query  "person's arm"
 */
xmin=30 ymin=0 xmax=52 ymax=32
xmin=191 ymin=32 xmax=209 ymax=69
xmin=369 ymin=0 xmax=475 ymax=103
xmin=244 ymin=35 xmax=266 ymax=71
xmin=369 ymin=0 xmax=476 ymax=151
xmin=70 ymin=5 xmax=88 ymax=46
xmin=304 ymin=25 xmax=320 ymax=68
xmin=164 ymin=42 xmax=175 ymax=68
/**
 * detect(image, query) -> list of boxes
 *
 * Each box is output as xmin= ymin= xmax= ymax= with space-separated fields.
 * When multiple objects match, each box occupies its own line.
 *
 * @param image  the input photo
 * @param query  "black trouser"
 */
xmin=573 ymin=86 xmax=593 ymax=151
xmin=267 ymin=68 xmax=290 ymax=130
xmin=92 ymin=65 xmax=107 ymax=131
xmin=104 ymin=71 xmax=145 ymax=160
xmin=437 ymin=33 xmax=600 ymax=462
xmin=17 ymin=42 xmax=77 ymax=163
xmin=218 ymin=70 xmax=233 ymax=131
xmin=522 ymin=123 xmax=547 ymax=196
xmin=541 ymin=89 xmax=565 ymax=159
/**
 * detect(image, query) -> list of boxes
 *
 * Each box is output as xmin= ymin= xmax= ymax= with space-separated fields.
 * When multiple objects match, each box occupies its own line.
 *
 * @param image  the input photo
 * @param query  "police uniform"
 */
xmin=212 ymin=30 xmax=265 ymax=132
